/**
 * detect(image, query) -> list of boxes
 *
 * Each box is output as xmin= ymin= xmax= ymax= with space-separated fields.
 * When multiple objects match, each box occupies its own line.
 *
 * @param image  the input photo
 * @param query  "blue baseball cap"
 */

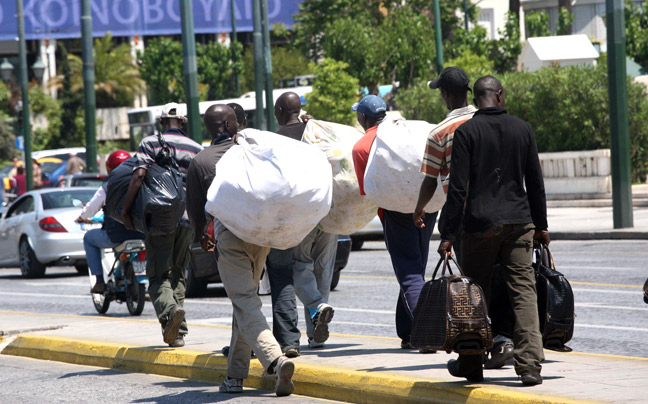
xmin=351 ymin=95 xmax=387 ymax=118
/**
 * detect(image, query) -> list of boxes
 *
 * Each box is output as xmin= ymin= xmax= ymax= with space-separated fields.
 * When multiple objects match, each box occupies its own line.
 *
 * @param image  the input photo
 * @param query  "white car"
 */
xmin=0 ymin=187 xmax=99 ymax=278
xmin=350 ymin=215 xmax=384 ymax=250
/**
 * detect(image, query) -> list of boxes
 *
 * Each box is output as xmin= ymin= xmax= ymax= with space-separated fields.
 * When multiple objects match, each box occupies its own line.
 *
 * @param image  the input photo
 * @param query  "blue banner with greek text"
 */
xmin=0 ymin=0 xmax=301 ymax=40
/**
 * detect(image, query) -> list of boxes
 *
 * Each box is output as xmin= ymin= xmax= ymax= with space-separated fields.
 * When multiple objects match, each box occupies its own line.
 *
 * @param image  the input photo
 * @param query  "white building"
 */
xmin=518 ymin=34 xmax=600 ymax=72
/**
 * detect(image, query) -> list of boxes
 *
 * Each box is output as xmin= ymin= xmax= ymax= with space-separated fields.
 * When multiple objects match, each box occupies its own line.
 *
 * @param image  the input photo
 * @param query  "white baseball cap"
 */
xmin=160 ymin=103 xmax=187 ymax=121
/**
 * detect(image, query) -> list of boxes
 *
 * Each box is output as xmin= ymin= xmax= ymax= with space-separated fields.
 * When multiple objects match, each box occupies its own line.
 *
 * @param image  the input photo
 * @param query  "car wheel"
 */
xmin=330 ymin=270 xmax=341 ymax=291
xmin=75 ymin=264 xmax=89 ymax=275
xmin=184 ymin=259 xmax=208 ymax=298
xmin=19 ymin=238 xmax=46 ymax=278
xmin=351 ymin=238 xmax=364 ymax=251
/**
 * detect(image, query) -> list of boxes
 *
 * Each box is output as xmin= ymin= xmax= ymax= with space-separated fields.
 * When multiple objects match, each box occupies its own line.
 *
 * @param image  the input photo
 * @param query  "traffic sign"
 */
xmin=15 ymin=135 xmax=24 ymax=151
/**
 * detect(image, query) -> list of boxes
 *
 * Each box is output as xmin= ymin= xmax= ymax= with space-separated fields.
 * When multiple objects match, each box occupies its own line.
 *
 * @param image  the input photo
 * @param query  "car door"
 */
xmin=0 ymin=196 xmax=35 ymax=265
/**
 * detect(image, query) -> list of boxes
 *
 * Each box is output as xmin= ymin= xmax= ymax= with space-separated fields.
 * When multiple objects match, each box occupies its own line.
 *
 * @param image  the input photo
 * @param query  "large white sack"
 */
xmin=363 ymin=118 xmax=445 ymax=214
xmin=302 ymin=120 xmax=377 ymax=235
xmin=205 ymin=129 xmax=332 ymax=250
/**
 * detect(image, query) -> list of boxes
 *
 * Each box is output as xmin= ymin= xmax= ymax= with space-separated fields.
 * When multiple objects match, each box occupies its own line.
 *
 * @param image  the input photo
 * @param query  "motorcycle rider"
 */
xmin=77 ymin=150 xmax=145 ymax=294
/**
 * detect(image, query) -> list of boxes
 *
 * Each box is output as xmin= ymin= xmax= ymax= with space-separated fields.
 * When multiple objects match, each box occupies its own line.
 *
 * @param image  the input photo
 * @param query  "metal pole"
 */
xmin=81 ymin=0 xmax=98 ymax=173
xmin=180 ymin=0 xmax=202 ymax=143
xmin=605 ymin=0 xmax=633 ymax=228
xmin=16 ymin=0 xmax=33 ymax=189
xmin=433 ymin=0 xmax=444 ymax=74
xmin=252 ymin=0 xmax=266 ymax=130
xmin=464 ymin=0 xmax=470 ymax=32
xmin=231 ymin=0 xmax=240 ymax=96
xmin=260 ymin=0 xmax=275 ymax=132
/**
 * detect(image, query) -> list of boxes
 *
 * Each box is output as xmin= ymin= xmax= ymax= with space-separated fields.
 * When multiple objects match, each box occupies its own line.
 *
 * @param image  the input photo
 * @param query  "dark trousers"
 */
xmin=266 ymin=247 xmax=300 ymax=350
xmin=382 ymin=209 xmax=438 ymax=341
xmin=145 ymin=224 xmax=192 ymax=336
xmin=460 ymin=223 xmax=544 ymax=375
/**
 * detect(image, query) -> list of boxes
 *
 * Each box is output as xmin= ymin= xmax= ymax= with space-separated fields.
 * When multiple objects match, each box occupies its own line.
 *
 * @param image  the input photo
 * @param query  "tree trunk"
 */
xmin=559 ymin=0 xmax=573 ymax=35
xmin=509 ymin=0 xmax=520 ymax=21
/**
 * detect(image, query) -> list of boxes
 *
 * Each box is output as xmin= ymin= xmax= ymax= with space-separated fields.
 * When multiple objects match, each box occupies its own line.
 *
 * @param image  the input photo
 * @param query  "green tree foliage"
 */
xmin=240 ymin=46 xmax=313 ymax=93
xmin=492 ymin=12 xmax=522 ymax=73
xmin=445 ymin=25 xmax=490 ymax=60
xmin=304 ymin=58 xmax=359 ymax=125
xmin=29 ymin=86 xmax=63 ymax=151
xmin=0 ymin=81 xmax=16 ymax=161
xmin=56 ymin=44 xmax=85 ymax=149
xmin=139 ymin=38 xmax=242 ymax=105
xmin=625 ymin=0 xmax=648 ymax=69
xmin=525 ymin=10 xmax=551 ymax=37
xmin=51 ymin=33 xmax=144 ymax=108
xmin=399 ymin=63 xmax=648 ymax=182
xmin=557 ymin=7 xmax=575 ymax=35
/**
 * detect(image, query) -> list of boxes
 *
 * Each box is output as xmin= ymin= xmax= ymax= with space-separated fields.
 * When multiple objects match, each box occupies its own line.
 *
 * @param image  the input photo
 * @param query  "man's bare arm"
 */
xmin=121 ymin=167 xmax=146 ymax=230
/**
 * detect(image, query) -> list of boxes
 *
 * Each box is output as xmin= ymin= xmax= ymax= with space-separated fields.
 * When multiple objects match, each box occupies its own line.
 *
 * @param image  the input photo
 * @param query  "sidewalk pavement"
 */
xmin=1 ymin=310 xmax=646 ymax=404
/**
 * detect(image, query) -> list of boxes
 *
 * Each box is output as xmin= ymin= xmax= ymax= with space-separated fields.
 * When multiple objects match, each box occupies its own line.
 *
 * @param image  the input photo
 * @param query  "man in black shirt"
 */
xmin=438 ymin=76 xmax=550 ymax=386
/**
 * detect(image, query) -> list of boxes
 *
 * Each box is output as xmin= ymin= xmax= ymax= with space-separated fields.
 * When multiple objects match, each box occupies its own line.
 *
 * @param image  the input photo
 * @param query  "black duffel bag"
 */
xmin=490 ymin=244 xmax=575 ymax=351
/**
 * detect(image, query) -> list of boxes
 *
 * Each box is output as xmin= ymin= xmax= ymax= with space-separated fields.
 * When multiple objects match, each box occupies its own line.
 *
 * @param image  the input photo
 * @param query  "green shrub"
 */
xmin=304 ymin=58 xmax=360 ymax=125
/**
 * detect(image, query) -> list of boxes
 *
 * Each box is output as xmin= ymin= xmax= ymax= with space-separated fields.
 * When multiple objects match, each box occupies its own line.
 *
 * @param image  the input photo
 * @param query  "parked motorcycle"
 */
xmin=89 ymin=239 xmax=148 ymax=316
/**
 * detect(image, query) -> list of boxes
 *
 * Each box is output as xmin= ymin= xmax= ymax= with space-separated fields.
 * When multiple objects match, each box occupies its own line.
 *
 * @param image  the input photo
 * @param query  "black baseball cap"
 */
xmin=428 ymin=66 xmax=471 ymax=93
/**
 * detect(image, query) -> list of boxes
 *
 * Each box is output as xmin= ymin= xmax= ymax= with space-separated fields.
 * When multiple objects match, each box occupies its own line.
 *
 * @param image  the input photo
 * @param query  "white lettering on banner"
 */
xmin=73 ymin=0 xmax=81 ymax=27
xmin=217 ymin=0 xmax=228 ymax=22
xmin=41 ymin=0 xmax=68 ymax=28
xmin=199 ymin=0 xmax=215 ymax=22
xmin=0 ymin=4 xmax=4 ymax=25
xmin=267 ymin=0 xmax=280 ymax=18
xmin=244 ymin=0 xmax=252 ymax=20
xmin=23 ymin=0 xmax=40 ymax=28
xmin=143 ymin=0 xmax=165 ymax=24
xmin=113 ymin=0 xmax=140 ymax=24
xmin=91 ymin=0 xmax=110 ymax=25
xmin=166 ymin=0 xmax=181 ymax=22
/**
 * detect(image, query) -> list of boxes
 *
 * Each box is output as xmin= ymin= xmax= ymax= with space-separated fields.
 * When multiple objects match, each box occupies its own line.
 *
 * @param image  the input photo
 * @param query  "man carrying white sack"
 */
xmin=186 ymin=104 xmax=294 ymax=396
xmin=265 ymin=92 xmax=336 ymax=353
xmin=351 ymin=95 xmax=438 ymax=352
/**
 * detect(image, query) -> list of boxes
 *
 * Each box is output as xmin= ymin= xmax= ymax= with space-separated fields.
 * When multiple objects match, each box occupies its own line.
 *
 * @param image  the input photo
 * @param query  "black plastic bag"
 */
xmin=137 ymin=162 xmax=185 ymax=236
xmin=105 ymin=157 xmax=147 ymax=233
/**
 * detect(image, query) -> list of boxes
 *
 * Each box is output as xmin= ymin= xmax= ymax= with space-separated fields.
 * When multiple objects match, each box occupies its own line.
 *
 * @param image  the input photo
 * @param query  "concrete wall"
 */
xmin=96 ymin=107 xmax=130 ymax=141
xmin=539 ymin=149 xmax=611 ymax=195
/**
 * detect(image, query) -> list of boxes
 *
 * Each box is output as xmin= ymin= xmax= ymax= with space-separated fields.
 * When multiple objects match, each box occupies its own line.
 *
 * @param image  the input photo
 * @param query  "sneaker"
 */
xmin=419 ymin=347 xmax=437 ymax=354
xmin=273 ymin=356 xmax=295 ymax=397
xmin=162 ymin=306 xmax=185 ymax=345
xmin=282 ymin=346 xmax=300 ymax=358
xmin=520 ymin=372 xmax=543 ymax=386
xmin=308 ymin=338 xmax=325 ymax=349
xmin=484 ymin=340 xmax=514 ymax=369
xmin=312 ymin=303 xmax=334 ymax=344
xmin=400 ymin=339 xmax=414 ymax=350
xmin=219 ymin=377 xmax=243 ymax=393
xmin=90 ymin=282 xmax=106 ymax=294
xmin=447 ymin=356 xmax=484 ymax=383
xmin=169 ymin=335 xmax=185 ymax=348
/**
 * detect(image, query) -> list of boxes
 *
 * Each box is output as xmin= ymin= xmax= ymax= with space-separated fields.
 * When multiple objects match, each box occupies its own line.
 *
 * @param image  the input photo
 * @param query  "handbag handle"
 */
xmin=430 ymin=253 xmax=464 ymax=280
xmin=535 ymin=243 xmax=556 ymax=270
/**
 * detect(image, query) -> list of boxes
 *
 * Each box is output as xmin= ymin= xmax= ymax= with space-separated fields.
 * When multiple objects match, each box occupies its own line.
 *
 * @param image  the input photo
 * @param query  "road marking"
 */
xmin=572 ymin=288 xmax=642 ymax=295
xmin=0 ymin=291 xmax=87 ymax=299
xmin=193 ymin=317 xmax=394 ymax=328
xmin=571 ymin=281 xmax=641 ymax=288
xmin=576 ymin=324 xmax=648 ymax=333
xmin=576 ymin=302 xmax=648 ymax=311
xmin=24 ymin=282 xmax=87 ymax=287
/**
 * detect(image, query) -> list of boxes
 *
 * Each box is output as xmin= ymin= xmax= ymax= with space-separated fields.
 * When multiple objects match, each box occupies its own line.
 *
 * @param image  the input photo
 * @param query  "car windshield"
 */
xmin=40 ymin=189 xmax=95 ymax=210
xmin=41 ymin=162 xmax=65 ymax=175
xmin=71 ymin=177 xmax=107 ymax=188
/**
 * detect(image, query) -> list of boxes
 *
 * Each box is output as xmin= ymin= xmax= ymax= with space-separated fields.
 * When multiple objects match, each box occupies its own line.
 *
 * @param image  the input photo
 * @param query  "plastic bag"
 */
xmin=302 ymin=120 xmax=377 ymax=235
xmin=105 ymin=157 xmax=146 ymax=232
xmin=363 ymin=118 xmax=445 ymax=214
xmin=206 ymin=129 xmax=332 ymax=249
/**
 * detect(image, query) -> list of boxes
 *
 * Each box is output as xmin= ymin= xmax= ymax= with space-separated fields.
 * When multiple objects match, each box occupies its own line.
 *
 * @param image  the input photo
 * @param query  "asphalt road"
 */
xmin=0 ymin=354 xmax=342 ymax=404
xmin=0 ymin=239 xmax=646 ymax=358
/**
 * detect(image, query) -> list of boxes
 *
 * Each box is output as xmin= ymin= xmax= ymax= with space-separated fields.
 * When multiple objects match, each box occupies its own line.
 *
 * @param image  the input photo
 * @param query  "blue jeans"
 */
xmin=83 ymin=229 xmax=119 ymax=279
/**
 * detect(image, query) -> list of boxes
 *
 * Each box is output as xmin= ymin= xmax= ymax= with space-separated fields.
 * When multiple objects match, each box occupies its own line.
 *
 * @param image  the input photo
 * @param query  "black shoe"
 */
xmin=400 ymin=338 xmax=414 ymax=350
xmin=162 ymin=306 xmax=185 ymax=345
xmin=282 ymin=346 xmax=300 ymax=358
xmin=169 ymin=335 xmax=185 ymax=348
xmin=484 ymin=341 xmax=514 ymax=369
xmin=447 ymin=357 xmax=484 ymax=383
xmin=419 ymin=347 xmax=437 ymax=354
xmin=520 ymin=372 xmax=543 ymax=386
xmin=90 ymin=282 xmax=106 ymax=294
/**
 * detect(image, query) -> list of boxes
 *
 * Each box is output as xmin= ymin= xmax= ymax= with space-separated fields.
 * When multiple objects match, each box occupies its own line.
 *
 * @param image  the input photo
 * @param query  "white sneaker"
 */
xmin=274 ymin=356 xmax=295 ymax=397
xmin=312 ymin=303 xmax=334 ymax=344
xmin=219 ymin=377 xmax=243 ymax=393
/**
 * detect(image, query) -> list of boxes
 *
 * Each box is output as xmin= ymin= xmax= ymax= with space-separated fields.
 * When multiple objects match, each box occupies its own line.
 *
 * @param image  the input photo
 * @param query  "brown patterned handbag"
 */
xmin=411 ymin=255 xmax=493 ymax=354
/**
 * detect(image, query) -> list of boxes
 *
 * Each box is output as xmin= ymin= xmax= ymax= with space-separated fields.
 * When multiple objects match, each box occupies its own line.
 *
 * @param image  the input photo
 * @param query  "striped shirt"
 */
xmin=421 ymin=105 xmax=477 ymax=192
xmin=136 ymin=128 xmax=203 ymax=173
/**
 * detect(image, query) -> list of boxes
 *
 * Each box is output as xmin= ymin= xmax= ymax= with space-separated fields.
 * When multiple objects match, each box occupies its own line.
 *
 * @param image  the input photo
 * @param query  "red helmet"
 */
xmin=106 ymin=150 xmax=131 ymax=172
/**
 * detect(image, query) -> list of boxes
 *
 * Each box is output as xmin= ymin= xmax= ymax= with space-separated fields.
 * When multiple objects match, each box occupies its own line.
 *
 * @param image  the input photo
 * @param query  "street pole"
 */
xmin=464 ymin=0 xmax=470 ymax=32
xmin=16 ymin=0 xmax=33 ymax=189
xmin=433 ymin=0 xmax=444 ymax=74
xmin=180 ymin=0 xmax=202 ymax=144
xmin=81 ymin=0 xmax=98 ymax=173
xmin=231 ymin=0 xmax=240 ymax=96
xmin=605 ymin=0 xmax=633 ymax=228
xmin=260 ymin=0 xmax=275 ymax=132
xmin=252 ymin=0 xmax=266 ymax=130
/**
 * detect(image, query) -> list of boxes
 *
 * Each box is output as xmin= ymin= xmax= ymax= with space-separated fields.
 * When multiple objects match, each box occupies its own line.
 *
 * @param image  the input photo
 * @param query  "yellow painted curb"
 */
xmin=2 ymin=335 xmax=606 ymax=404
